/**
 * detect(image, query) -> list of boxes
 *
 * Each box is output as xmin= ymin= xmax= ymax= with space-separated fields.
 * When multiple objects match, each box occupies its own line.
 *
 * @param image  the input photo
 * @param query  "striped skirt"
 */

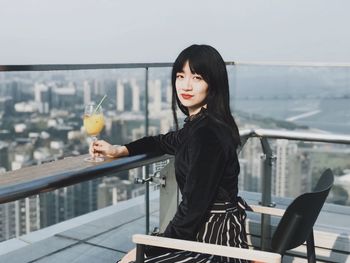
xmin=144 ymin=197 xmax=251 ymax=263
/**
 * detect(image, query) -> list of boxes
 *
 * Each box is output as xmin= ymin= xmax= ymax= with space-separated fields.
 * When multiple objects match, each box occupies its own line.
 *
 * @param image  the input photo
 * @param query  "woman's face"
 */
xmin=175 ymin=61 xmax=209 ymax=116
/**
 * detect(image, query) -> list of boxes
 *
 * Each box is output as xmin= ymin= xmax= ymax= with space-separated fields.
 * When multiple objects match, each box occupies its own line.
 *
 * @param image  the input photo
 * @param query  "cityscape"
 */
xmin=0 ymin=66 xmax=350 ymax=243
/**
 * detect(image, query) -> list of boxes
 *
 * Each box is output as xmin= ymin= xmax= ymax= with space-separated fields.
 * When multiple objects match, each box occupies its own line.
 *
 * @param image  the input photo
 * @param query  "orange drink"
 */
xmin=83 ymin=102 xmax=105 ymax=163
xmin=83 ymin=113 xmax=105 ymax=136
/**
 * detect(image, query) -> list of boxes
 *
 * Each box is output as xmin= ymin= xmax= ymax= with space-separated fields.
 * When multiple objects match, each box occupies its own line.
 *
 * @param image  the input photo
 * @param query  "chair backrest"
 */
xmin=270 ymin=169 xmax=334 ymax=255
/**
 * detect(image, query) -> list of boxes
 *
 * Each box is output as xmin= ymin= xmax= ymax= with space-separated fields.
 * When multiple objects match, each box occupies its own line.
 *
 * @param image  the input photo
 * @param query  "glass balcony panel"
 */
xmin=233 ymin=65 xmax=350 ymax=133
xmin=239 ymin=138 xmax=350 ymax=205
xmin=232 ymin=65 xmax=350 ymax=206
xmin=1 ymin=64 xmax=350 ymax=262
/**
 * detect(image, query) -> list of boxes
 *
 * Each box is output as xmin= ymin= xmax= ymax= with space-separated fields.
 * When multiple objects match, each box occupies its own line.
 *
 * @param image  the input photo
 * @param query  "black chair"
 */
xmin=270 ymin=168 xmax=334 ymax=262
xmin=133 ymin=168 xmax=334 ymax=263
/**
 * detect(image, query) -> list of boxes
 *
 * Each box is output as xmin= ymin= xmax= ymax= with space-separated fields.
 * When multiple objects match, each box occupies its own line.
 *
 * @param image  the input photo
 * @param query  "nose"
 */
xmin=181 ymin=78 xmax=193 ymax=91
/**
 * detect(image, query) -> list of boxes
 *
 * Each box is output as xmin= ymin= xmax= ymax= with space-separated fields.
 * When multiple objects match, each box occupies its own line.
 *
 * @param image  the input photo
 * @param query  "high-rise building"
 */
xmin=109 ymin=118 xmax=128 ymax=145
xmin=97 ymin=177 xmax=120 ymax=209
xmin=0 ymin=141 xmax=9 ymax=171
xmin=15 ymin=197 xmax=40 ymax=236
xmin=149 ymin=79 xmax=162 ymax=114
xmin=0 ymin=202 xmax=16 ymax=241
xmin=93 ymin=79 xmax=104 ymax=96
xmin=39 ymin=180 xmax=101 ymax=228
xmin=1 ymin=81 xmax=24 ymax=103
xmin=52 ymin=84 xmax=77 ymax=109
xmin=39 ymin=187 xmax=75 ymax=226
xmin=34 ymin=83 xmax=52 ymax=114
xmin=0 ymin=196 xmax=40 ymax=242
xmin=298 ymin=151 xmax=312 ymax=193
xmin=116 ymin=79 xmax=142 ymax=113
xmin=238 ymin=137 xmax=263 ymax=192
xmin=103 ymin=165 xmax=149 ymax=200
xmin=124 ymin=83 xmax=133 ymax=112
xmin=73 ymin=180 xmax=101 ymax=216
xmin=116 ymin=79 xmax=124 ymax=111
xmin=83 ymin=80 xmax=91 ymax=105
xmin=8 ymin=81 xmax=21 ymax=103
xmin=130 ymin=79 xmax=140 ymax=112
xmin=273 ymin=139 xmax=311 ymax=197
xmin=0 ymin=97 xmax=14 ymax=117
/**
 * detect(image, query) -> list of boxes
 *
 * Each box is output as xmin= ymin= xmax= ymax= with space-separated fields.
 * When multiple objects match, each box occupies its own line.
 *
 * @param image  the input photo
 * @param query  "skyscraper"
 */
xmin=52 ymin=84 xmax=77 ymax=109
xmin=124 ymin=82 xmax=133 ymax=112
xmin=149 ymin=79 xmax=162 ymax=114
xmin=0 ymin=197 xmax=40 ymax=242
xmin=34 ymin=83 xmax=52 ymax=114
xmin=116 ymin=79 xmax=124 ymax=111
xmin=97 ymin=177 xmax=120 ymax=209
xmin=0 ymin=97 xmax=14 ymax=117
xmin=238 ymin=137 xmax=263 ymax=192
xmin=0 ymin=202 xmax=16 ymax=241
xmin=83 ymin=80 xmax=91 ymax=105
xmin=273 ymin=139 xmax=311 ymax=197
xmin=130 ymin=79 xmax=140 ymax=112
xmin=0 ymin=142 xmax=9 ymax=171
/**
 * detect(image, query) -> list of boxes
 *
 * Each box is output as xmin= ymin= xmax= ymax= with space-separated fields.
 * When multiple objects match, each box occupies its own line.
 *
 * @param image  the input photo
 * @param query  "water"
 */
xmin=235 ymin=97 xmax=350 ymax=134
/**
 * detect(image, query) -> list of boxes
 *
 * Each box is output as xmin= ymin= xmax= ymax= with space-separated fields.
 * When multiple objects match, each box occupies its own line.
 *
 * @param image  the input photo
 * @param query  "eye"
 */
xmin=176 ymin=73 xmax=184 ymax=79
xmin=193 ymin=75 xmax=203 ymax=81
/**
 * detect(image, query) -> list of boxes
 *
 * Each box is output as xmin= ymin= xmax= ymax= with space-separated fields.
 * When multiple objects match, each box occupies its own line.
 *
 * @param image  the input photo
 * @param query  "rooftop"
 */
xmin=1 ymin=62 xmax=350 ymax=262
xmin=0 ymin=193 xmax=159 ymax=263
xmin=0 ymin=190 xmax=349 ymax=263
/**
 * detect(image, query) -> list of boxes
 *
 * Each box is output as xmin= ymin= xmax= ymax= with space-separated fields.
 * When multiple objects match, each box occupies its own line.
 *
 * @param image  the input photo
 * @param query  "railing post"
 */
xmin=145 ymin=68 xmax=149 ymax=135
xmin=145 ymin=67 xmax=150 ymax=234
xmin=159 ymin=158 xmax=177 ymax=232
xmin=260 ymin=137 xmax=276 ymax=250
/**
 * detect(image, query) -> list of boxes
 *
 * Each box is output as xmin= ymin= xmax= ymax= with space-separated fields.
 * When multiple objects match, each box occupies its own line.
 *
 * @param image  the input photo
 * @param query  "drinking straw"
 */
xmin=94 ymin=94 xmax=107 ymax=114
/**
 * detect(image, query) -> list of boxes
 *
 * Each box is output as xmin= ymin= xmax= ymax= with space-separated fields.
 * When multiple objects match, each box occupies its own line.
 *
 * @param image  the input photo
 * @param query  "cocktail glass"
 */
xmin=83 ymin=103 xmax=105 ymax=162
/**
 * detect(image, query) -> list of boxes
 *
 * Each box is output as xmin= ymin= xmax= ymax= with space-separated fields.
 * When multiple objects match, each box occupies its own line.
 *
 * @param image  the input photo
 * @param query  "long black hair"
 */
xmin=171 ymin=44 xmax=241 ymax=145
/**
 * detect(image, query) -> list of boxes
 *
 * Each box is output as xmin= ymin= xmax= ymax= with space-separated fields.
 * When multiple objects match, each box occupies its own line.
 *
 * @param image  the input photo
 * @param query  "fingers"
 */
xmin=93 ymin=140 xmax=109 ymax=149
xmin=90 ymin=140 xmax=111 ymax=157
xmin=92 ymin=140 xmax=105 ymax=147
xmin=93 ymin=144 xmax=106 ymax=153
xmin=89 ymin=141 xmax=95 ymax=156
xmin=89 ymin=140 xmax=102 ymax=157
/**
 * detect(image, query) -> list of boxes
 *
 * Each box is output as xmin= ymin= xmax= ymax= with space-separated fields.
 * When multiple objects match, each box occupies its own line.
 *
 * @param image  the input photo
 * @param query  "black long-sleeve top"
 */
xmin=125 ymin=109 xmax=240 ymax=253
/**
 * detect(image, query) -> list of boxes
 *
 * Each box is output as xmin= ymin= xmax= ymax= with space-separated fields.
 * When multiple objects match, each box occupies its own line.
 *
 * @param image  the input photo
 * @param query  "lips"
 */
xmin=181 ymin=94 xmax=193 ymax=100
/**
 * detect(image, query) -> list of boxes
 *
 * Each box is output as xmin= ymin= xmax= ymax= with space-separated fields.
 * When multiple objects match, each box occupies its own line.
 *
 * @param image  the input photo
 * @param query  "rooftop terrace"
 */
xmin=1 ymin=63 xmax=350 ymax=262
xmin=0 ymin=189 xmax=349 ymax=263
xmin=0 ymin=193 xmax=159 ymax=262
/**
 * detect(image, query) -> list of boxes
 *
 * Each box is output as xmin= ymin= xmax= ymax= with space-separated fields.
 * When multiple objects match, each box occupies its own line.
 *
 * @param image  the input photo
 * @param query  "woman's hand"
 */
xmin=89 ymin=140 xmax=129 ymax=158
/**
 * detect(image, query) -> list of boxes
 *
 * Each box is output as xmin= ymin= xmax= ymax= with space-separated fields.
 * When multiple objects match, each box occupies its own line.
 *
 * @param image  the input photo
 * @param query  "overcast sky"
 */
xmin=1 ymin=0 xmax=349 ymax=65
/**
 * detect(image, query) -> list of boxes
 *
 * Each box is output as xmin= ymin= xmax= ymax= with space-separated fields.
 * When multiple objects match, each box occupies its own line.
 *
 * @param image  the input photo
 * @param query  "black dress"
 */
xmin=125 ymin=109 xmax=250 ymax=263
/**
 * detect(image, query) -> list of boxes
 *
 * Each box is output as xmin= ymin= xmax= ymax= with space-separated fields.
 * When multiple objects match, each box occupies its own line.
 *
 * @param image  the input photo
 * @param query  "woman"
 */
xmin=90 ymin=44 xmax=250 ymax=263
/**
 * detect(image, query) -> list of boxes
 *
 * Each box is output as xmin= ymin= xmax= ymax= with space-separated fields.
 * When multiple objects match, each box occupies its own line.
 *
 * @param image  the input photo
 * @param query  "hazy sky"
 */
xmin=1 ymin=0 xmax=350 ymax=65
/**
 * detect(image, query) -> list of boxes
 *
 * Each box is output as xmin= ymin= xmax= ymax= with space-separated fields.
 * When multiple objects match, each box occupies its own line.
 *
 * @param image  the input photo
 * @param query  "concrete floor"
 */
xmin=0 ymin=194 xmax=159 ymax=263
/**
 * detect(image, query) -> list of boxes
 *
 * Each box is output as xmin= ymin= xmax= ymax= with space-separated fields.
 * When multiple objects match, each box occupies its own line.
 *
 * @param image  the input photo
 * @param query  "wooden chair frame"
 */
xmin=133 ymin=169 xmax=333 ymax=263
xmin=133 ymin=204 xmax=285 ymax=263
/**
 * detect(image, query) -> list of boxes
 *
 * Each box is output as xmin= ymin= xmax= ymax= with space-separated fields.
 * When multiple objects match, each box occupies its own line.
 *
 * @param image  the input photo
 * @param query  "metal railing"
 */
xmin=238 ymin=128 xmax=350 ymax=250
xmin=1 ymin=124 xmax=350 ymax=253
xmin=1 ymin=62 xmax=350 ymax=250
xmin=0 ymin=153 xmax=171 ymax=205
xmin=0 ymin=61 xmax=235 ymax=236
xmin=0 ymin=154 xmax=172 ymax=241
